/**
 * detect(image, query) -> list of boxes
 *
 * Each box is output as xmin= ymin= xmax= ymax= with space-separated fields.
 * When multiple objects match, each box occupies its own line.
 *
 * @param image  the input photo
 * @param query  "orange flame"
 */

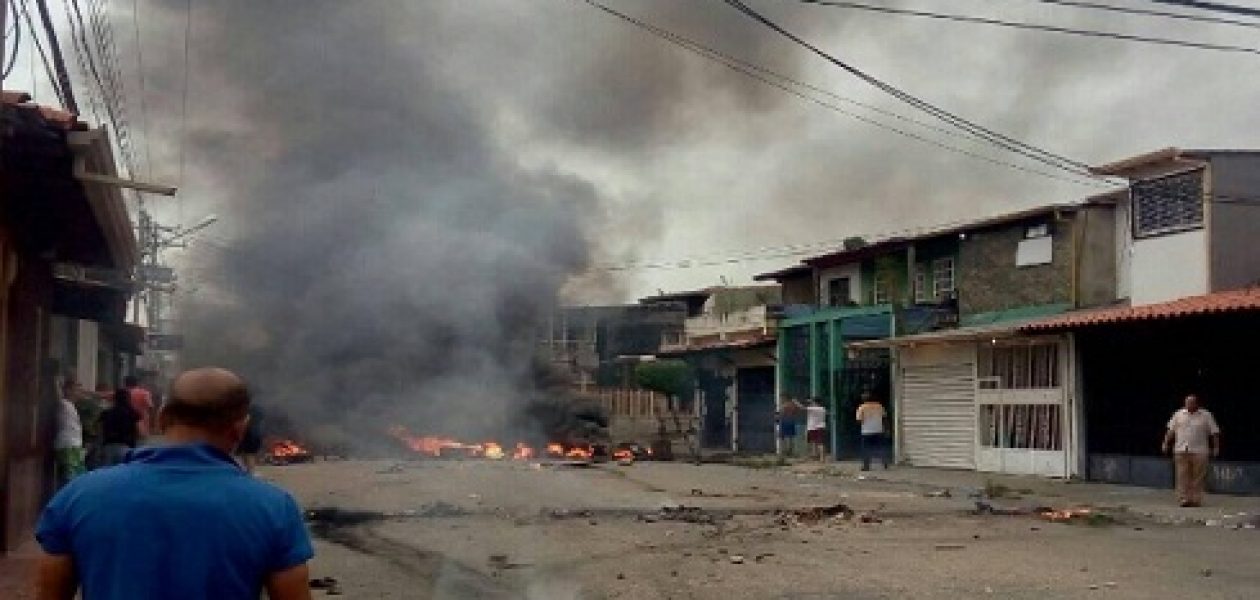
xmin=612 ymin=449 xmax=634 ymax=462
xmin=546 ymin=443 xmax=565 ymax=457
xmin=270 ymin=439 xmax=308 ymax=458
xmin=483 ymin=442 xmax=505 ymax=460
xmin=566 ymin=446 xmax=592 ymax=460
xmin=512 ymin=443 xmax=535 ymax=460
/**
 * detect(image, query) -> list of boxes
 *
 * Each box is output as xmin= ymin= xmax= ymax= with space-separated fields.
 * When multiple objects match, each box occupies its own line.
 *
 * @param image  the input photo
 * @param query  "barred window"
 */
xmin=1131 ymin=169 xmax=1204 ymax=238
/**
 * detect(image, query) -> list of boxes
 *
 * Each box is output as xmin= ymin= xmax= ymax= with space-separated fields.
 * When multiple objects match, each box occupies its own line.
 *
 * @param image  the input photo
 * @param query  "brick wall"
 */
xmin=957 ymin=220 xmax=1072 ymax=316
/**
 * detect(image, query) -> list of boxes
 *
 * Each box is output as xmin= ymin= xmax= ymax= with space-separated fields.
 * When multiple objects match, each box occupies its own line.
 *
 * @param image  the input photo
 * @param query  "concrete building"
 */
xmin=1 ymin=92 xmax=142 ymax=550
xmin=657 ymin=286 xmax=781 ymax=454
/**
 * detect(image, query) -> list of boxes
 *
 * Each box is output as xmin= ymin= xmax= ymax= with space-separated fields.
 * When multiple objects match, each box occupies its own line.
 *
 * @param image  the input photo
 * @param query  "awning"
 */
xmin=657 ymin=335 xmax=775 ymax=357
xmin=1021 ymin=288 xmax=1260 ymax=332
xmin=847 ymin=316 xmax=1055 ymax=350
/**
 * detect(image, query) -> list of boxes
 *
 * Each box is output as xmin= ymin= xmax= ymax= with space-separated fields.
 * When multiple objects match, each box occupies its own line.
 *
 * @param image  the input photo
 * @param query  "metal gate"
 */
xmin=834 ymin=350 xmax=891 ymax=459
xmin=736 ymin=367 xmax=776 ymax=454
xmin=900 ymin=345 xmax=977 ymax=469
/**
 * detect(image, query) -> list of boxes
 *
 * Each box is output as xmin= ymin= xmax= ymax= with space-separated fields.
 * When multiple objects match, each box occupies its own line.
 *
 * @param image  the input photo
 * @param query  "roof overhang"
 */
xmin=1021 ymin=288 xmax=1260 ymax=332
xmin=847 ymin=317 xmax=1058 ymax=350
xmin=67 ymin=129 xmax=141 ymax=270
xmin=1089 ymin=147 xmax=1207 ymax=179
xmin=753 ymin=264 xmax=811 ymax=282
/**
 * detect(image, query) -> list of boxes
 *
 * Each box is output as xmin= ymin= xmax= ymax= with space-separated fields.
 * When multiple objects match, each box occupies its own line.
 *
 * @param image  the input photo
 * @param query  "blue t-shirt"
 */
xmin=35 ymin=442 xmax=314 ymax=600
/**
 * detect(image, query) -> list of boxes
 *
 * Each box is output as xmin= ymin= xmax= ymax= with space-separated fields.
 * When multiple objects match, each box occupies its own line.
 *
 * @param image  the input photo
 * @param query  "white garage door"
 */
xmin=901 ymin=360 xmax=976 ymax=469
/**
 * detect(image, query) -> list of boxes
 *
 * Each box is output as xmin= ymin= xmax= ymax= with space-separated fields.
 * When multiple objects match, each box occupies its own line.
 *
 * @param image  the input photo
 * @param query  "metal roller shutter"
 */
xmin=901 ymin=361 xmax=976 ymax=469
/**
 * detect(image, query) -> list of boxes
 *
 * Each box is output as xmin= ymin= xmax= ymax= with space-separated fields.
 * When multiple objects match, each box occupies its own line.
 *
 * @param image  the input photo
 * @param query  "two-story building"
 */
xmin=655 ymin=285 xmax=781 ymax=454
xmin=1017 ymin=149 xmax=1260 ymax=493
xmin=760 ymin=200 xmax=1117 ymax=472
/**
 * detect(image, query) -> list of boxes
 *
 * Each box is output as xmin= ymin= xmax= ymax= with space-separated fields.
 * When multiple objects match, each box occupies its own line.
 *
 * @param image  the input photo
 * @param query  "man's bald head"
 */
xmin=162 ymin=367 xmax=251 ymax=432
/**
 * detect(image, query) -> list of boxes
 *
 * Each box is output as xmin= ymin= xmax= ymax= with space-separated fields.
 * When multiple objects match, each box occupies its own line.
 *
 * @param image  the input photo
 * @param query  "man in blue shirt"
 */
xmin=34 ymin=367 xmax=314 ymax=600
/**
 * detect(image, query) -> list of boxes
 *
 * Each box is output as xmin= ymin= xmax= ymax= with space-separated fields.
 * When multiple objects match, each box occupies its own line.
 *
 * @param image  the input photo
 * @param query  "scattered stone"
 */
xmin=729 ymin=555 xmax=745 ymax=565
xmin=589 ymin=520 xmax=598 ymax=526
xmin=926 ymin=489 xmax=952 ymax=498
xmin=754 ymin=553 xmax=774 ymax=563
xmin=934 ymin=544 xmax=965 ymax=551
xmin=859 ymin=511 xmax=883 ymax=524
xmin=1103 ymin=582 xmax=1117 ymax=588
xmin=617 ymin=573 xmax=626 ymax=580
xmin=671 ymin=571 xmax=678 ymax=577
xmin=1088 ymin=584 xmax=1100 ymax=590
xmin=1201 ymin=568 xmax=1213 ymax=577
xmin=1205 ymin=520 xmax=1221 ymax=527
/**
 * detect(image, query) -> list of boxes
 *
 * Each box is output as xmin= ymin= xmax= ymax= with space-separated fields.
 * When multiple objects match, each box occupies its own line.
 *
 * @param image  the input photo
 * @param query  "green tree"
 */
xmin=634 ymin=360 xmax=693 ymax=401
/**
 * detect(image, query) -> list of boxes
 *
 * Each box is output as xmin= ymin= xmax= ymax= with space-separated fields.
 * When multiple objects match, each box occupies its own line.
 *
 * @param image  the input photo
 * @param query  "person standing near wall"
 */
xmin=805 ymin=398 xmax=828 ymax=462
xmin=777 ymin=396 xmax=803 ymax=457
xmin=1162 ymin=394 xmax=1220 ymax=508
xmin=125 ymin=374 xmax=155 ymax=442
xmin=855 ymin=392 xmax=890 ymax=471
xmin=54 ymin=378 xmax=86 ymax=485
xmin=99 ymin=388 xmax=140 ymax=467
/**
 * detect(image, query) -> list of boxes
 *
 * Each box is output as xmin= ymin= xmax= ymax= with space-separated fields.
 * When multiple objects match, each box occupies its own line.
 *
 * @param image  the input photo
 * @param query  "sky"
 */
xmin=7 ymin=0 xmax=1260 ymax=303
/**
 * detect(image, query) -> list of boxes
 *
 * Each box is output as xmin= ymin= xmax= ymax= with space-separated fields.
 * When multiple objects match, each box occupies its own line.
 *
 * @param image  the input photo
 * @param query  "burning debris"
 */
xmin=266 ymin=439 xmax=313 ymax=465
xmin=386 ymin=426 xmax=598 ymax=463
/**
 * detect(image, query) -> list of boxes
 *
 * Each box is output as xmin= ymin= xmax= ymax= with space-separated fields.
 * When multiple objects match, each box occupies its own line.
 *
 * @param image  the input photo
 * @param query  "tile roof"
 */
xmin=1 ymin=89 xmax=86 ymax=130
xmin=1021 ymin=288 xmax=1260 ymax=332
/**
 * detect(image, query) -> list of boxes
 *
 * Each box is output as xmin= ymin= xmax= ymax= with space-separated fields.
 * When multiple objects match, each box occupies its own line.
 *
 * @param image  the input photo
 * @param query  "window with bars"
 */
xmin=980 ymin=404 xmax=1063 ymax=450
xmin=977 ymin=343 xmax=1060 ymax=389
xmin=872 ymin=274 xmax=891 ymax=305
xmin=931 ymin=257 xmax=955 ymax=300
xmin=1131 ymin=169 xmax=1204 ymax=238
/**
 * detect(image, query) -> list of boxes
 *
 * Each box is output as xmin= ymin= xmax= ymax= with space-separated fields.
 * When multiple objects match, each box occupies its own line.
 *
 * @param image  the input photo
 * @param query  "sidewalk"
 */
xmin=0 ymin=540 xmax=40 ymax=600
xmin=789 ymin=460 xmax=1260 ymax=528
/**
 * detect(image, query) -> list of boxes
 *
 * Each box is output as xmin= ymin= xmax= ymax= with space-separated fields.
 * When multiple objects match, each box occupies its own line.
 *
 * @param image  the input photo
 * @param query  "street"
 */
xmin=269 ymin=459 xmax=1260 ymax=600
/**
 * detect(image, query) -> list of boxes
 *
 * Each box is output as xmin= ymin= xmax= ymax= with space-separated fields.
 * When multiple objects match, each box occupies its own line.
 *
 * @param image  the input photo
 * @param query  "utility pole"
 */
xmin=133 ymin=208 xmax=216 ymax=382
xmin=32 ymin=0 xmax=79 ymax=114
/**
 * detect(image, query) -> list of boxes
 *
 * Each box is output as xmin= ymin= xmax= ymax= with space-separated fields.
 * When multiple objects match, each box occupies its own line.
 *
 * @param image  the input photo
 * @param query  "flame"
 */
xmin=1039 ymin=507 xmax=1093 ymax=523
xmin=546 ymin=443 xmax=565 ymax=457
xmin=483 ymin=442 xmax=505 ymax=460
xmin=270 ymin=439 xmax=308 ymax=458
xmin=512 ymin=443 xmax=534 ymax=460
xmin=388 ymin=427 xmax=478 ymax=457
xmin=565 ymin=446 xmax=592 ymax=460
xmin=612 ymin=449 xmax=634 ymax=462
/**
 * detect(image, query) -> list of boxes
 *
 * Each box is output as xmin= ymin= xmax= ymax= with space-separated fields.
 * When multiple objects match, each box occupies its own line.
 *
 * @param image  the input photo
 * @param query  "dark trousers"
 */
xmin=860 ymin=433 xmax=889 ymax=470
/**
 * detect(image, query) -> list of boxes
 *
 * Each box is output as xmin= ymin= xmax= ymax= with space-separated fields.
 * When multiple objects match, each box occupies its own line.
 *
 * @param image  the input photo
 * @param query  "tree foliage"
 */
xmin=634 ymin=360 xmax=693 ymax=400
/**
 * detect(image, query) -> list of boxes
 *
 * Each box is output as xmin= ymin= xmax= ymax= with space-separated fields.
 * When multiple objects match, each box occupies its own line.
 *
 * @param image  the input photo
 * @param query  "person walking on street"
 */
xmin=856 ymin=392 xmax=890 ymax=471
xmin=125 ymin=374 xmax=155 ymax=442
xmin=805 ymin=398 xmax=828 ymax=462
xmin=98 ymin=388 xmax=140 ymax=467
xmin=35 ymin=367 xmax=314 ymax=600
xmin=1162 ymin=394 xmax=1220 ymax=507
xmin=54 ymin=379 xmax=86 ymax=486
xmin=778 ymin=396 xmax=803 ymax=457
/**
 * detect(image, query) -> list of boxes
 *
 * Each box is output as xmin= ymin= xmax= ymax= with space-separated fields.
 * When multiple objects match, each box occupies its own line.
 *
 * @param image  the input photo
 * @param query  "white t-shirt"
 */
xmin=856 ymin=402 xmax=886 ymax=435
xmin=1167 ymin=408 xmax=1220 ymax=455
xmin=805 ymin=405 xmax=827 ymax=431
xmin=55 ymin=398 xmax=83 ymax=450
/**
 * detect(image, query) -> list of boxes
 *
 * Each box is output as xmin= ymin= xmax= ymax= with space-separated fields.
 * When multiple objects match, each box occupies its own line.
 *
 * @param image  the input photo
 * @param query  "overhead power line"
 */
xmin=3 ymin=0 xmax=21 ymax=80
xmin=16 ymin=0 xmax=65 ymax=106
xmin=1023 ymin=0 xmax=1260 ymax=28
xmin=724 ymin=0 xmax=1100 ymax=180
xmin=783 ymin=0 xmax=1260 ymax=57
xmin=1146 ymin=0 xmax=1260 ymax=19
xmin=576 ymin=0 xmax=1103 ymax=187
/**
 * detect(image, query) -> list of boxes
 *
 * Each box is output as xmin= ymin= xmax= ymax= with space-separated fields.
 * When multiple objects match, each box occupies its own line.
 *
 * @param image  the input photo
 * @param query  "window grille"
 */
xmin=1132 ymin=169 xmax=1204 ymax=238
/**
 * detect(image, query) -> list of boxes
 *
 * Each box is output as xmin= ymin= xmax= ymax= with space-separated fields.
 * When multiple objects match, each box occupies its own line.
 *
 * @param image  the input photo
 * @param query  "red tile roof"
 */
xmin=1 ymin=89 xmax=85 ymax=130
xmin=1021 ymin=288 xmax=1260 ymax=331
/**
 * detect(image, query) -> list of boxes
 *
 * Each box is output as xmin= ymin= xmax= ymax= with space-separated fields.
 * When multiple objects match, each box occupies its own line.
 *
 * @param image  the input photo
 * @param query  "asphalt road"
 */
xmin=266 ymin=459 xmax=1260 ymax=600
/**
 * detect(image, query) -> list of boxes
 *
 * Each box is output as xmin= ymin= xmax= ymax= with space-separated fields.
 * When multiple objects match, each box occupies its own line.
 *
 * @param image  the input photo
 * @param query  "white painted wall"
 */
xmin=1130 ymin=229 xmax=1208 ymax=305
xmin=817 ymin=263 xmax=862 ymax=306
xmin=1116 ymin=201 xmax=1132 ymax=300
xmin=76 ymin=320 xmax=99 ymax=389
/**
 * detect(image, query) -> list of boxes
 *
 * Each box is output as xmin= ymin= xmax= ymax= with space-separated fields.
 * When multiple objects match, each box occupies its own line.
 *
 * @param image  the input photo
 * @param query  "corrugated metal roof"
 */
xmin=1021 ymin=288 xmax=1260 ymax=332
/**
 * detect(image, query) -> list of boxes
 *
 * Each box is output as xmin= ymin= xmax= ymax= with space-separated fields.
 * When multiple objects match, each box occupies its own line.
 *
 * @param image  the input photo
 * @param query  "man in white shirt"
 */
xmin=805 ymin=398 xmax=828 ymax=462
xmin=55 ymin=378 xmax=86 ymax=486
xmin=855 ymin=392 xmax=889 ymax=471
xmin=1161 ymin=394 xmax=1220 ymax=507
